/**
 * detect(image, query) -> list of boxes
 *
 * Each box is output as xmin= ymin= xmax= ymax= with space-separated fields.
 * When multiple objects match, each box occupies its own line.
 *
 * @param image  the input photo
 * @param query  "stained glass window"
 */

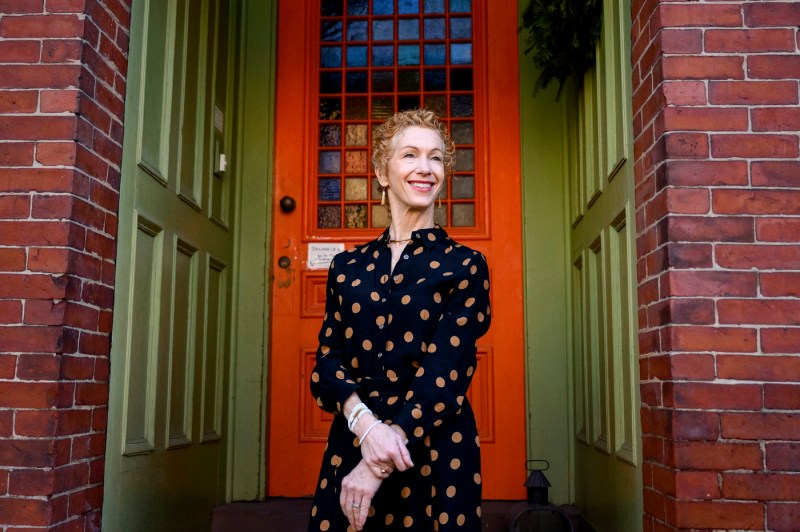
xmin=316 ymin=0 xmax=477 ymax=230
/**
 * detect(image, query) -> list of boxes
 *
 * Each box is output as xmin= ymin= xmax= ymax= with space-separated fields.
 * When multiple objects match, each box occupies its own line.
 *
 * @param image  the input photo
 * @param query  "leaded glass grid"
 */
xmin=315 ymin=0 xmax=478 ymax=230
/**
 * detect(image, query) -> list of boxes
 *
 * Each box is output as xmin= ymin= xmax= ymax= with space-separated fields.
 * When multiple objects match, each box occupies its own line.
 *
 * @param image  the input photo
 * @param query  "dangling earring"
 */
xmin=438 ymin=194 xmax=442 ymax=209
xmin=381 ymin=187 xmax=387 ymax=206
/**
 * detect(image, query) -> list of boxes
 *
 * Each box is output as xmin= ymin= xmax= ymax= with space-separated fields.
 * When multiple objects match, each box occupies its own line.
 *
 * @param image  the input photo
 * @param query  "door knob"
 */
xmin=278 ymin=256 xmax=291 ymax=269
xmin=279 ymin=196 xmax=296 ymax=213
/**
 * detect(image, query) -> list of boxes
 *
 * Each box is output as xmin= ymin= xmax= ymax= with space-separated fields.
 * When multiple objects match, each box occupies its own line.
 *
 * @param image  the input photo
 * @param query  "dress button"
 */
xmin=379 ymin=325 xmax=384 ymax=329
xmin=415 ymin=233 xmax=420 ymax=238
xmin=381 ymin=298 xmax=386 ymax=302
xmin=403 ymin=254 xmax=409 ymax=260
xmin=378 ymin=352 xmax=383 ymax=358
xmin=393 ymin=275 xmax=399 ymax=282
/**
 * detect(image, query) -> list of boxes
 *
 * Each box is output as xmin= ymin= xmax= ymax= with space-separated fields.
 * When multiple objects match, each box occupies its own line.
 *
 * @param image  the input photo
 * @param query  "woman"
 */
xmin=308 ymin=109 xmax=491 ymax=531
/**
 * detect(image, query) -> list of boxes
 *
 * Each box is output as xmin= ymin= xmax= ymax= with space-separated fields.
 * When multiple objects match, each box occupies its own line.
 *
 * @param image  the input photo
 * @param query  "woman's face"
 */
xmin=377 ymin=126 xmax=445 ymax=215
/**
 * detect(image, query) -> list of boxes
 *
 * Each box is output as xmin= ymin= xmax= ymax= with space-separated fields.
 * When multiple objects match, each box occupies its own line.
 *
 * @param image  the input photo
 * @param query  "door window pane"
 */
xmin=315 ymin=0 xmax=479 ymax=230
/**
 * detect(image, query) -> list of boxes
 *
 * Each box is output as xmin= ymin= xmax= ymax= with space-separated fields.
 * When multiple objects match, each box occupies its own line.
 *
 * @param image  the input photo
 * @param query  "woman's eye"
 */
xmin=402 ymin=153 xmax=415 ymax=158
xmin=431 ymin=155 xmax=442 ymax=161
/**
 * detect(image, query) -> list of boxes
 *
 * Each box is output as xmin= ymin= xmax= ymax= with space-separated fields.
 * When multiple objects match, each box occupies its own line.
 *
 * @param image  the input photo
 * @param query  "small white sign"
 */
xmin=308 ymin=243 xmax=345 ymax=270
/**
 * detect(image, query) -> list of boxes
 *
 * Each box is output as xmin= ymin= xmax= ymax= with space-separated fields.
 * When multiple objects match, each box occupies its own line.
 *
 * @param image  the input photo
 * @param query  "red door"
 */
xmin=268 ymin=0 xmax=525 ymax=500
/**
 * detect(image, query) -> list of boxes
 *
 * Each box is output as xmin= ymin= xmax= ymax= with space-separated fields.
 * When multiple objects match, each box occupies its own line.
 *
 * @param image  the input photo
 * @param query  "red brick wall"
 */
xmin=0 ymin=1 xmax=130 ymax=529
xmin=632 ymin=1 xmax=800 ymax=531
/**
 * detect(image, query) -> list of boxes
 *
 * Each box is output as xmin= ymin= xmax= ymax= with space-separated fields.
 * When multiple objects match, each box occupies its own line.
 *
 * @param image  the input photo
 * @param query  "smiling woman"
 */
xmin=307 ymin=109 xmax=492 ymax=531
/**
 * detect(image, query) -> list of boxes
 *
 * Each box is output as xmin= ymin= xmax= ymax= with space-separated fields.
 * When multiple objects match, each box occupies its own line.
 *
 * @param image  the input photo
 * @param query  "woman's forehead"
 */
xmin=391 ymin=126 xmax=444 ymax=150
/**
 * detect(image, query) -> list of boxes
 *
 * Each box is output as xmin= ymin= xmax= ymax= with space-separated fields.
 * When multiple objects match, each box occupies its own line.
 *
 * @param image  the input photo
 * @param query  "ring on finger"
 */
xmin=352 ymin=503 xmax=361 ymax=509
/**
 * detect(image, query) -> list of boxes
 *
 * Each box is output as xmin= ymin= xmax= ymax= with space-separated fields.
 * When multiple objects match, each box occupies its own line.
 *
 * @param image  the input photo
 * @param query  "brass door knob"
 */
xmin=278 ymin=256 xmax=291 ymax=269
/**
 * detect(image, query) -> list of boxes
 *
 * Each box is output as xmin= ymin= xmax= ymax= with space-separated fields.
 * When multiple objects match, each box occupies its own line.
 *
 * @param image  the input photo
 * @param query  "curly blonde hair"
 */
xmin=371 ymin=109 xmax=456 ymax=178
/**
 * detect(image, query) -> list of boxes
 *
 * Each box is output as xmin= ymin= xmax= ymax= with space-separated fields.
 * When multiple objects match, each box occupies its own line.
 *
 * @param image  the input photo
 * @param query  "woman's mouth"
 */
xmin=408 ymin=181 xmax=434 ymax=192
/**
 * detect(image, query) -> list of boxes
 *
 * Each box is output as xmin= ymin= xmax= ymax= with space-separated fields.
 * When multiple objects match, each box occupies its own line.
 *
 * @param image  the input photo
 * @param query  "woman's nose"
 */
xmin=416 ymin=157 xmax=431 ymax=173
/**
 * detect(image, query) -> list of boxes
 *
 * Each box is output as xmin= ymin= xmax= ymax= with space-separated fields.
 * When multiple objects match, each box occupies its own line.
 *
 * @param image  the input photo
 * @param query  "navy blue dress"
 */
xmin=308 ymin=226 xmax=491 ymax=531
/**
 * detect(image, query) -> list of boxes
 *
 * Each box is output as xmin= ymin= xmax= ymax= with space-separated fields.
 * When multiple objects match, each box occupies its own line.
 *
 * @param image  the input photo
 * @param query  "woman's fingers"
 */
xmin=360 ymin=425 xmax=413 ymax=471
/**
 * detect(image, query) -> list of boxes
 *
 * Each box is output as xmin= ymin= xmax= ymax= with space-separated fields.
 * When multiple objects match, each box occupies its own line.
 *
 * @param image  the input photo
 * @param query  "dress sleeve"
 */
xmin=391 ymin=252 xmax=492 ymax=446
xmin=309 ymin=255 xmax=360 ymax=414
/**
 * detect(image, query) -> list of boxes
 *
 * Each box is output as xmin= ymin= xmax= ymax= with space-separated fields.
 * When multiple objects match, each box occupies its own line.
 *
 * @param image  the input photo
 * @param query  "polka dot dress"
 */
xmin=309 ymin=226 xmax=491 ymax=531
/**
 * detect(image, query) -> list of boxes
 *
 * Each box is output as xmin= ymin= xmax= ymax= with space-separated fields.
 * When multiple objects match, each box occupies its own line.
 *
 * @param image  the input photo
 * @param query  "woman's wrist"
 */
xmin=353 ymin=411 xmax=379 ymax=437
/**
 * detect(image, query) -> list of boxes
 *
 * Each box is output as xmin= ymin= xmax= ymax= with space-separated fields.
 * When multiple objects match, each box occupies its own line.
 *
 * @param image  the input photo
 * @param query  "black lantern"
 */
xmin=511 ymin=460 xmax=576 ymax=532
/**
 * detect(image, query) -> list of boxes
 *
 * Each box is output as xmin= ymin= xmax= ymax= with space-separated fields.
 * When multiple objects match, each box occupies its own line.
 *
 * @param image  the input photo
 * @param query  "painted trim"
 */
xmin=226 ymin=0 xmax=277 ymax=501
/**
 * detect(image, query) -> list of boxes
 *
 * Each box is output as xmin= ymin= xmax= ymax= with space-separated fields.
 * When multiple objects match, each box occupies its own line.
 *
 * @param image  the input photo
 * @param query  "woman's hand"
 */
xmin=340 ymin=460 xmax=383 ymax=531
xmin=358 ymin=421 xmax=414 ymax=475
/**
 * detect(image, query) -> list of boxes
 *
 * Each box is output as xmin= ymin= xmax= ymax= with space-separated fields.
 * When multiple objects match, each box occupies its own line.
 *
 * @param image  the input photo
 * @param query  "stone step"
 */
xmin=212 ymin=499 xmax=590 ymax=531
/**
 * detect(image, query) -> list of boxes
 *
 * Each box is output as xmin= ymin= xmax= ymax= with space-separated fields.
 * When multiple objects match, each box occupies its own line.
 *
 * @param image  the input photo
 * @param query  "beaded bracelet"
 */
xmin=357 ymin=420 xmax=383 ymax=447
xmin=347 ymin=402 xmax=371 ymax=432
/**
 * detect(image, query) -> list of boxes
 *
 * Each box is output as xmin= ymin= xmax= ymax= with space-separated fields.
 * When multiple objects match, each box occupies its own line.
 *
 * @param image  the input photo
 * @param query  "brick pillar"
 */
xmin=632 ymin=1 xmax=800 ymax=531
xmin=0 ymin=1 xmax=130 ymax=529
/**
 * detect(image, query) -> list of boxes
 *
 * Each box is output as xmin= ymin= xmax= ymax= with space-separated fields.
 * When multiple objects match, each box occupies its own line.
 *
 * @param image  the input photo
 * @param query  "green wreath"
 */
xmin=520 ymin=0 xmax=603 ymax=100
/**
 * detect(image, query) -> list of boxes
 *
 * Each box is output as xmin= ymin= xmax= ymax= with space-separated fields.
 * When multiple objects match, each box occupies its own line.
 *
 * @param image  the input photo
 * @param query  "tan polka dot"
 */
xmin=439 ymin=512 xmax=449 ymax=525
xmin=376 ymin=315 xmax=385 ymax=327
xmin=311 ymin=372 xmax=320 ymax=382
xmin=475 ymin=435 xmax=481 ymax=446
xmin=371 ymin=291 xmax=380 ymax=301
xmin=345 ymin=327 xmax=354 ymax=338
xmin=421 ymin=465 xmax=431 ymax=476
xmin=421 ymin=342 xmax=428 ymax=353
xmin=471 ymin=265 xmax=478 ymax=274
xmin=465 ymin=297 xmax=475 ymax=307
xmin=415 ymin=367 xmax=425 ymax=377
xmin=431 ymin=449 xmax=439 ymax=461
xmin=311 ymin=505 xmax=318 ymax=516
xmin=373 ymin=250 xmax=379 ymax=258
xmin=368 ymin=507 xmax=375 ymax=517
xmin=386 ymin=340 xmax=394 ymax=351
xmin=457 ymin=396 xmax=465 ymax=405
xmin=466 ymin=366 xmax=474 ymax=377
xmin=404 ymin=331 xmax=414 ymax=342
xmin=428 ymin=233 xmax=436 ymax=241
xmin=433 ymin=292 xmax=442 ymax=303
xmin=351 ymin=279 xmax=361 ymax=287
xmin=404 ymin=516 xmax=413 ymax=528
xmin=484 ymin=279 xmax=490 ymax=289
xmin=401 ymin=295 xmax=411 ymax=305
xmin=351 ymin=357 xmax=359 ymax=368
xmin=417 ymin=277 xmax=426 ymax=284
xmin=330 ymin=455 xmax=342 ymax=466
xmin=366 ymin=263 xmax=375 ymax=271
xmin=414 ymin=247 xmax=424 ymax=255
xmin=458 ymin=279 xmax=469 ymax=290
xmin=446 ymin=485 xmax=457 ymax=497
xmin=450 ymin=369 xmax=459 ymax=380
xmin=477 ymin=312 xmax=485 ymax=322
xmin=401 ymin=486 xmax=411 ymax=498
xmin=320 ymin=519 xmax=330 ymax=531
xmin=420 ymin=309 xmax=430 ymax=320
xmin=474 ymin=472 xmax=482 ymax=484
xmin=435 ymin=377 xmax=445 ymax=387
xmin=321 ymin=345 xmax=330 ymax=355
xmin=362 ymin=339 xmax=372 ymax=350
xmin=429 ymin=260 xmax=440 ymax=269
xmin=387 ymin=369 xmax=398 ymax=382
xmin=426 ymin=505 xmax=432 ymax=517
xmin=412 ymin=407 xmax=422 ymax=419
xmin=334 ymin=311 xmax=341 ymax=321
xmin=452 ymin=431 xmax=463 ymax=443
xmin=335 ymin=370 xmax=345 ymax=379
xmin=388 ymin=314 xmax=393 ymax=323
xmin=381 ymin=274 xmax=389 ymax=284
xmin=320 ymin=478 xmax=327 ymax=489
xmin=387 ymin=395 xmax=398 ymax=405
xmin=450 ymin=458 xmax=461 ymax=469
xmin=428 ymin=343 xmax=437 ymax=353
xmin=434 ymin=402 xmax=445 ymax=412
xmin=385 ymin=514 xmax=394 ymax=525
xmin=394 ymin=274 xmax=404 ymax=283
xmin=336 ymin=274 xmax=346 ymax=283
xmin=324 ymin=327 xmax=332 ymax=337
xmin=457 ymin=514 xmax=466 ymax=526
xmin=476 ymin=506 xmax=482 ymax=517
xmin=450 ymin=336 xmax=460 ymax=347
xmin=414 ymin=426 xmax=424 ymax=437
xmin=405 ymin=390 xmax=414 ymax=400
xmin=352 ymin=302 xmax=361 ymax=313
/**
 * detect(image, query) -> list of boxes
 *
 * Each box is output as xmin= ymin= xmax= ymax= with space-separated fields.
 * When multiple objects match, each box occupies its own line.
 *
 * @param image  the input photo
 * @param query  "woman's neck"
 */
xmin=388 ymin=210 xmax=435 ymax=242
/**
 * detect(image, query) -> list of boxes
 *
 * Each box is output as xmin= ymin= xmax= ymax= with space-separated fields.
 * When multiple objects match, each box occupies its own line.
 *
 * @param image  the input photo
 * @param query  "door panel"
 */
xmin=269 ymin=0 xmax=525 ymax=500
xmin=566 ymin=0 xmax=643 ymax=529
xmin=104 ymin=0 xmax=237 ymax=529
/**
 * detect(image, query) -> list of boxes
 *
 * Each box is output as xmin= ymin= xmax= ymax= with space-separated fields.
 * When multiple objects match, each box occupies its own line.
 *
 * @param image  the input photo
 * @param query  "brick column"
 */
xmin=0 ymin=1 xmax=130 ymax=529
xmin=632 ymin=1 xmax=800 ymax=531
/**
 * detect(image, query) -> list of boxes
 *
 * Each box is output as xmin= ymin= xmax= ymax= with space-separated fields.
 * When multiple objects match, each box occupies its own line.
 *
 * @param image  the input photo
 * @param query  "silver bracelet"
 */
xmin=357 ymin=420 xmax=383 ymax=447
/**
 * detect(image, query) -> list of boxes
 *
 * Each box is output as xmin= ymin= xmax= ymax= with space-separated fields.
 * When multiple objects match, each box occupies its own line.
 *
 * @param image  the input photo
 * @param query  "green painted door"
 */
xmin=566 ymin=0 xmax=643 ymax=529
xmin=104 ymin=0 xmax=237 ymax=529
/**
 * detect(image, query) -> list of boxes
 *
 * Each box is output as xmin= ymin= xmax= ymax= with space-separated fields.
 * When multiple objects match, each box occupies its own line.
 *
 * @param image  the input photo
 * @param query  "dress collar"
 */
xmin=376 ymin=225 xmax=449 ymax=251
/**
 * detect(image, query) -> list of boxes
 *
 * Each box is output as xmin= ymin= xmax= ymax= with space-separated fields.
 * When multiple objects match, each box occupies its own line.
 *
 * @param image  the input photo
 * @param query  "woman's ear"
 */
xmin=375 ymin=169 xmax=388 ymax=188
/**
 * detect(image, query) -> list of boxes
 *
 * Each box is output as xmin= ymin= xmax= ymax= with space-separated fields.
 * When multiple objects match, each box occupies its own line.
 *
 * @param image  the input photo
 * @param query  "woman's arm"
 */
xmin=391 ymin=252 xmax=492 ymax=446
